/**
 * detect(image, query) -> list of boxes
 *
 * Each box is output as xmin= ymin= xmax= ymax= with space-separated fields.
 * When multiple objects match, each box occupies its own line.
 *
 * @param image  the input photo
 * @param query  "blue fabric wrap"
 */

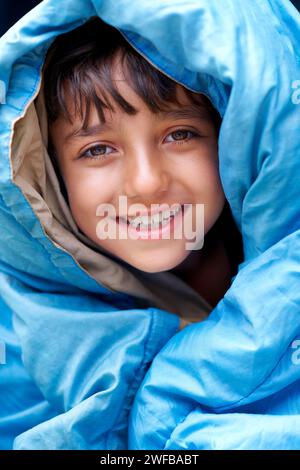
xmin=0 ymin=0 xmax=299 ymax=449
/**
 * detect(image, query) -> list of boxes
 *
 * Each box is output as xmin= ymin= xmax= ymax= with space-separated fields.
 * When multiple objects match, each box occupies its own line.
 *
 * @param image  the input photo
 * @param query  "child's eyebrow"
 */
xmin=64 ymin=122 xmax=114 ymax=143
xmin=158 ymin=105 xmax=212 ymax=122
xmin=64 ymin=104 xmax=211 ymax=144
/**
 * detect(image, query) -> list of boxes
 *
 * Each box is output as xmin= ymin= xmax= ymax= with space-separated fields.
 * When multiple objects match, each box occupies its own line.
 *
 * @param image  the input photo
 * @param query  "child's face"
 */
xmin=50 ymin=64 xmax=225 ymax=273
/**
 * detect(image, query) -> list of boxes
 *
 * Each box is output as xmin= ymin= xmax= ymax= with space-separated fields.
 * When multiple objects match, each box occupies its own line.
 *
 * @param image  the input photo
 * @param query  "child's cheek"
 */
xmin=64 ymin=165 xmax=119 ymax=233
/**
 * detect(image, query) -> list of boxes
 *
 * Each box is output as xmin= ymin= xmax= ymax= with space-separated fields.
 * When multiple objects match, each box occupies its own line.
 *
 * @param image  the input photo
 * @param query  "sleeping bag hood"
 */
xmin=0 ymin=0 xmax=300 ymax=450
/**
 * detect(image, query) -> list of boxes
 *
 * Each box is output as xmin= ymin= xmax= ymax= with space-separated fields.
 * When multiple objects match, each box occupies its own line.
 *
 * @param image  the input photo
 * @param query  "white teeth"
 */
xmin=162 ymin=210 xmax=171 ymax=220
xmin=152 ymin=213 xmax=161 ymax=225
xmin=129 ymin=206 xmax=181 ymax=229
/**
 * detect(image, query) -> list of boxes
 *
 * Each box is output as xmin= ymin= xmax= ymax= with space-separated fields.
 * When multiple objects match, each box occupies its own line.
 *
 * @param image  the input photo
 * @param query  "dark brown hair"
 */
xmin=43 ymin=17 xmax=220 ymax=129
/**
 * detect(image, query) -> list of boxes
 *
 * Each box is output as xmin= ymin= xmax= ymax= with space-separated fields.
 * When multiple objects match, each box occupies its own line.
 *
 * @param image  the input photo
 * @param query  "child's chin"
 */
xmin=132 ymin=254 xmax=188 ymax=274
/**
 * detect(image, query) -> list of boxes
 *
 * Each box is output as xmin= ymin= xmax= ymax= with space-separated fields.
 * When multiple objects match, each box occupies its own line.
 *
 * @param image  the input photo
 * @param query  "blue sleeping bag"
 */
xmin=0 ymin=0 xmax=300 ymax=450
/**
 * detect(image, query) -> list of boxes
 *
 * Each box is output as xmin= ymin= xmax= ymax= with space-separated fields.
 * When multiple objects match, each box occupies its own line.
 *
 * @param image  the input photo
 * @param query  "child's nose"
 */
xmin=123 ymin=147 xmax=170 ymax=199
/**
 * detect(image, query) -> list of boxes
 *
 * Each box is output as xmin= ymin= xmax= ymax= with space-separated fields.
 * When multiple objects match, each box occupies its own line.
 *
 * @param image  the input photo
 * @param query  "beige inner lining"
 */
xmin=10 ymin=83 xmax=212 ymax=322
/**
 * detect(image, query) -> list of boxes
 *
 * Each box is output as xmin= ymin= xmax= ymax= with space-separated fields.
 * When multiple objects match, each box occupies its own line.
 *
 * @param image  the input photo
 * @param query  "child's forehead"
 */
xmin=62 ymin=96 xmax=212 ymax=134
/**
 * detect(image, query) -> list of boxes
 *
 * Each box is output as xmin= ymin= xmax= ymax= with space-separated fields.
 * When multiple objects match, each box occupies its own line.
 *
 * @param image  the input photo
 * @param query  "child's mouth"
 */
xmin=116 ymin=205 xmax=187 ymax=240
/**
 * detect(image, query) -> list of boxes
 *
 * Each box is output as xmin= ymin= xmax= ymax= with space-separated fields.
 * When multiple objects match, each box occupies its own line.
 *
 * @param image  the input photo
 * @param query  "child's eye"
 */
xmin=78 ymin=129 xmax=199 ymax=161
xmin=79 ymin=144 xmax=115 ymax=160
xmin=164 ymin=129 xmax=199 ymax=144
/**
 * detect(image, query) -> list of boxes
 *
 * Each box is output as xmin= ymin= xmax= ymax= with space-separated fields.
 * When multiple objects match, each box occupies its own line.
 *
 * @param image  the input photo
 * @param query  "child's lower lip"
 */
xmin=117 ymin=205 xmax=186 ymax=240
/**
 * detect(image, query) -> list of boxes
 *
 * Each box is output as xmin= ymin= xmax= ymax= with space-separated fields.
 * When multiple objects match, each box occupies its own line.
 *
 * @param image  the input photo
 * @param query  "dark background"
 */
xmin=0 ymin=0 xmax=41 ymax=36
xmin=0 ymin=0 xmax=300 ymax=37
